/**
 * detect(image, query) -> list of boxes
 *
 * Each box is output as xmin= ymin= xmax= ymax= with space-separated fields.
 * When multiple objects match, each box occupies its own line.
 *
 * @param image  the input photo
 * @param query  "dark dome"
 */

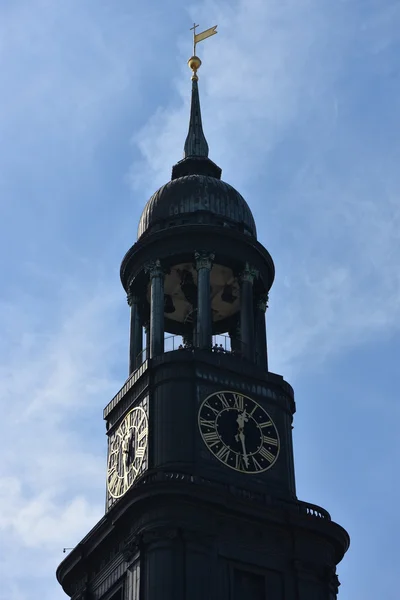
xmin=137 ymin=174 xmax=257 ymax=239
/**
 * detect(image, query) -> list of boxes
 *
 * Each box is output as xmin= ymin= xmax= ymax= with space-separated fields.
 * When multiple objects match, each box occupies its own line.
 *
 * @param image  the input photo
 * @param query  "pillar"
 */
xmin=255 ymin=293 xmax=269 ymax=370
xmin=195 ymin=251 xmax=214 ymax=350
xmin=239 ymin=262 xmax=258 ymax=361
xmin=142 ymin=528 xmax=184 ymax=600
xmin=228 ymin=315 xmax=241 ymax=355
xmin=127 ymin=290 xmax=143 ymax=375
xmin=145 ymin=260 xmax=165 ymax=358
xmin=143 ymin=319 xmax=150 ymax=361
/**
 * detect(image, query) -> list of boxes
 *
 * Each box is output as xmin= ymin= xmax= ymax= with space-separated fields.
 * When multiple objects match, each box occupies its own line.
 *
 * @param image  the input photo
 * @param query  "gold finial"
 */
xmin=188 ymin=23 xmax=217 ymax=80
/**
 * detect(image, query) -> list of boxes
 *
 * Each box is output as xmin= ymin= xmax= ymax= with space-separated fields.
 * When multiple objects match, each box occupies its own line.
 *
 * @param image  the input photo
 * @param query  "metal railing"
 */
xmin=136 ymin=470 xmax=331 ymax=521
xmin=134 ymin=333 xmax=249 ymax=369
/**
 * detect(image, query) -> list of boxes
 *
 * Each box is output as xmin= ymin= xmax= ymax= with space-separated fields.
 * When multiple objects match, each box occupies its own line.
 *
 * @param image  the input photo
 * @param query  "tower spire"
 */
xmin=184 ymin=56 xmax=209 ymax=158
xmin=171 ymin=24 xmax=221 ymax=180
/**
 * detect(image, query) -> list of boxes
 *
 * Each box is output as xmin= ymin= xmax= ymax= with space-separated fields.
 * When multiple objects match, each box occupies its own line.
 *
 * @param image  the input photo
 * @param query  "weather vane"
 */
xmin=188 ymin=23 xmax=217 ymax=80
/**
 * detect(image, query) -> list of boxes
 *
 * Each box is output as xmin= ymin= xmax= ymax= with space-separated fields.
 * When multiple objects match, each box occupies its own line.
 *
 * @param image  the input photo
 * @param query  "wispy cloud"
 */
xmin=0 ymin=274 xmax=122 ymax=599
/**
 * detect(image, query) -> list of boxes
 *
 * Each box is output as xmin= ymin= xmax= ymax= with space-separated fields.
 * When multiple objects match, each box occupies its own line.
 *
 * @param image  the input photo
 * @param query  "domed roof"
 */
xmin=137 ymin=174 xmax=257 ymax=239
xmin=137 ymin=61 xmax=257 ymax=240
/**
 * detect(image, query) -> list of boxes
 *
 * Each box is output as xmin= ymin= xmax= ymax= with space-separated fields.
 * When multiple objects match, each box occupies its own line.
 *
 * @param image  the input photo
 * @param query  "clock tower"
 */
xmin=57 ymin=39 xmax=349 ymax=600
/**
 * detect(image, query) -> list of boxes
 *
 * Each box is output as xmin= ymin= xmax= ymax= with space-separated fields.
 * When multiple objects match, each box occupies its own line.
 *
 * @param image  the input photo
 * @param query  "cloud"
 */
xmin=0 ymin=269 xmax=124 ymax=599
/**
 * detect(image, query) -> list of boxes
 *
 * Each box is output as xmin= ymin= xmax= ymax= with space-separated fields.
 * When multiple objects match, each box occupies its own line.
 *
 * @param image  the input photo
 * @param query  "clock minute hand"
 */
xmin=238 ymin=430 xmax=249 ymax=468
xmin=122 ymin=436 xmax=129 ymax=487
xmin=235 ymin=411 xmax=250 ymax=468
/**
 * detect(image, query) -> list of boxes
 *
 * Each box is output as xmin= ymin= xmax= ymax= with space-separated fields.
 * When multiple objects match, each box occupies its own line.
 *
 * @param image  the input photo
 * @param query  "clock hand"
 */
xmin=235 ymin=411 xmax=250 ymax=468
xmin=238 ymin=430 xmax=249 ymax=468
xmin=122 ymin=436 xmax=129 ymax=487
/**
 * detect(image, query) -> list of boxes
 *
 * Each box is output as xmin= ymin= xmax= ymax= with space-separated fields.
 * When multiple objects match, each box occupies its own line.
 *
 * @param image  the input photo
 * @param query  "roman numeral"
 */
xmin=252 ymin=455 xmax=264 ymax=471
xmin=216 ymin=393 xmax=230 ymax=409
xmin=232 ymin=394 xmax=244 ymax=411
xmin=137 ymin=428 xmax=148 ymax=442
xmin=108 ymin=465 xmax=117 ymax=479
xmin=235 ymin=454 xmax=247 ymax=471
xmin=263 ymin=435 xmax=278 ymax=446
xmin=203 ymin=401 xmax=219 ymax=416
xmin=136 ymin=446 xmax=145 ymax=458
xmin=116 ymin=478 xmax=124 ymax=496
xmin=111 ymin=437 xmax=120 ymax=452
xmin=259 ymin=446 xmax=275 ymax=463
xmin=216 ymin=445 xmax=231 ymax=463
xmin=108 ymin=452 xmax=117 ymax=468
xmin=199 ymin=417 xmax=215 ymax=428
xmin=248 ymin=404 xmax=258 ymax=416
xmin=108 ymin=471 xmax=118 ymax=492
xmin=259 ymin=420 xmax=273 ymax=429
xmin=203 ymin=431 xmax=220 ymax=447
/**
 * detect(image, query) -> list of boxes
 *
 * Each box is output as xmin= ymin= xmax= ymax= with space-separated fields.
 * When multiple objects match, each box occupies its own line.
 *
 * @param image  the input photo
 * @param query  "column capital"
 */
xmin=122 ymin=534 xmax=141 ymax=562
xmin=141 ymin=527 xmax=180 ymax=546
xmin=194 ymin=250 xmax=215 ymax=271
xmin=126 ymin=278 xmax=134 ymax=306
xmin=127 ymin=289 xmax=140 ymax=307
xmin=145 ymin=259 xmax=164 ymax=279
xmin=257 ymin=292 xmax=269 ymax=312
xmin=240 ymin=262 xmax=259 ymax=284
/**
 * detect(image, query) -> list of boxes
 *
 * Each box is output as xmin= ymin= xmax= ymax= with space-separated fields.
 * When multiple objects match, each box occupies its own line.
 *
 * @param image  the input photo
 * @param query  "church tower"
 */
xmin=57 ymin=31 xmax=349 ymax=600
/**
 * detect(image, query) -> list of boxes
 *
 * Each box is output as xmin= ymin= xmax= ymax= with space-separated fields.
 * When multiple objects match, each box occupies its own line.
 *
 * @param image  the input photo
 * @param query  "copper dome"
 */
xmin=137 ymin=174 xmax=257 ymax=239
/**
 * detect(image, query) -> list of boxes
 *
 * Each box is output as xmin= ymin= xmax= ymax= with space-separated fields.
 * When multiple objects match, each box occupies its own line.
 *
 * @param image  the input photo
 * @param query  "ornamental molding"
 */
xmin=194 ymin=251 xmax=215 ymax=271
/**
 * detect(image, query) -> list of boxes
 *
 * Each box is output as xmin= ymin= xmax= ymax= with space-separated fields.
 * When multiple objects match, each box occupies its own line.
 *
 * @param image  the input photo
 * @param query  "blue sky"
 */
xmin=0 ymin=0 xmax=399 ymax=598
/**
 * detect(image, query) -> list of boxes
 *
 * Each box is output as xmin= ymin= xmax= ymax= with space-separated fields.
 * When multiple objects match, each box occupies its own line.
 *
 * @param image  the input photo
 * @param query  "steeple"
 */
xmin=171 ymin=36 xmax=221 ymax=180
xmin=183 ymin=57 xmax=209 ymax=158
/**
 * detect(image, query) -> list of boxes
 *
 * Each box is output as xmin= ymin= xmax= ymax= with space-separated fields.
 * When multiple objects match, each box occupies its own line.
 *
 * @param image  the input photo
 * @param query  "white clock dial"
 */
xmin=107 ymin=405 xmax=148 ymax=499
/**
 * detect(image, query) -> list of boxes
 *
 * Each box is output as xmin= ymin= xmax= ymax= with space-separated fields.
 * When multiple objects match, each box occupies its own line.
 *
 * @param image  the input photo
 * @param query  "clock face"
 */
xmin=198 ymin=391 xmax=280 ymax=474
xmin=107 ymin=405 xmax=148 ymax=499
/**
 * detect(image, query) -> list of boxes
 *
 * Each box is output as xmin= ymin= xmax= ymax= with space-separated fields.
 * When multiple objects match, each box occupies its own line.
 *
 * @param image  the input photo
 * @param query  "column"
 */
xmin=239 ymin=262 xmax=258 ymax=361
xmin=127 ymin=290 xmax=143 ymax=375
xmin=194 ymin=251 xmax=214 ymax=350
xmin=143 ymin=319 xmax=150 ymax=361
xmin=142 ymin=528 xmax=184 ymax=600
xmin=145 ymin=260 xmax=165 ymax=358
xmin=228 ymin=315 xmax=241 ymax=355
xmin=254 ymin=293 xmax=269 ymax=370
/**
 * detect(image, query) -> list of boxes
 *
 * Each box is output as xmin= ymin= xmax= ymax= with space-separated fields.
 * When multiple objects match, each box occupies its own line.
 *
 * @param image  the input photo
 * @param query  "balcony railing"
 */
xmin=134 ymin=333 xmax=250 ymax=369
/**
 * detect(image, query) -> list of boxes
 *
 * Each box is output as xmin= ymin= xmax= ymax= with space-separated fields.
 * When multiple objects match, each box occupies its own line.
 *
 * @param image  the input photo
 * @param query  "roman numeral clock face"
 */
xmin=198 ymin=391 xmax=280 ymax=473
xmin=107 ymin=405 xmax=148 ymax=499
